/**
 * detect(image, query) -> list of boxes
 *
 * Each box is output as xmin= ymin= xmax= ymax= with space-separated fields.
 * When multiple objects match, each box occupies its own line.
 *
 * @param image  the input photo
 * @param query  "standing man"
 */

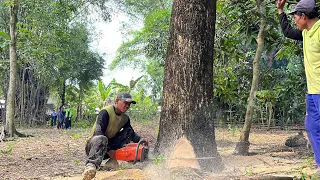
xmin=277 ymin=0 xmax=320 ymax=176
xmin=57 ymin=106 xmax=64 ymax=129
xmin=82 ymin=92 xmax=141 ymax=180
xmin=50 ymin=109 xmax=57 ymax=128
xmin=59 ymin=104 xmax=66 ymax=129
xmin=65 ymin=104 xmax=72 ymax=129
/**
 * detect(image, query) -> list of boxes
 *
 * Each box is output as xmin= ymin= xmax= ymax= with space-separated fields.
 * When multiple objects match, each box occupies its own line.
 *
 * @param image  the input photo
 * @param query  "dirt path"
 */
xmin=0 ymin=123 xmax=317 ymax=180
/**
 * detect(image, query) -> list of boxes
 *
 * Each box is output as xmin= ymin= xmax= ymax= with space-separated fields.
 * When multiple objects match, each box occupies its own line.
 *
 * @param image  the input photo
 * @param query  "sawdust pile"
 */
xmin=99 ymin=169 xmax=148 ymax=180
xmin=167 ymin=136 xmax=200 ymax=169
xmin=143 ymin=136 xmax=203 ymax=180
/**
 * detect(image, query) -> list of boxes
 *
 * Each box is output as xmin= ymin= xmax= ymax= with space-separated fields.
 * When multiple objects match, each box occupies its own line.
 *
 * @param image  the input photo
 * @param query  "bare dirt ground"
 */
xmin=0 ymin=122 xmax=317 ymax=180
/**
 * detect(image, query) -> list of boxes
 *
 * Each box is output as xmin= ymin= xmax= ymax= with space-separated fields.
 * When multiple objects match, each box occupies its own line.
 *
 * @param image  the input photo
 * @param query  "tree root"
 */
xmin=13 ymin=126 xmax=34 ymax=137
xmin=1 ymin=126 xmax=34 ymax=141
xmin=234 ymin=141 xmax=250 ymax=155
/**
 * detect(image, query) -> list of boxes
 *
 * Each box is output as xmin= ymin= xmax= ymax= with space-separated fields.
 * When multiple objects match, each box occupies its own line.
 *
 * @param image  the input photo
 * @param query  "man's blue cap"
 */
xmin=289 ymin=0 xmax=318 ymax=15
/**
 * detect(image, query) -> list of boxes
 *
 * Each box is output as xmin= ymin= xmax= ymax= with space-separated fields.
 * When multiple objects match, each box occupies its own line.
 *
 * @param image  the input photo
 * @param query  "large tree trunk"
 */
xmin=154 ymin=0 xmax=223 ymax=172
xmin=234 ymin=0 xmax=266 ymax=155
xmin=5 ymin=0 xmax=19 ymax=137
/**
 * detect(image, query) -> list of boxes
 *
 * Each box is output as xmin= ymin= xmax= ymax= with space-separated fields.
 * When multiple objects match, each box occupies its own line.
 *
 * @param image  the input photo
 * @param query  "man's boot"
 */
xmin=82 ymin=163 xmax=96 ymax=180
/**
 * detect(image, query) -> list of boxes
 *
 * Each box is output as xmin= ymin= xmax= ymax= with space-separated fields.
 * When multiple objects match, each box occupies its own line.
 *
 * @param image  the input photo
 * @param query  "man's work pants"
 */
xmin=84 ymin=128 xmax=135 ymax=167
xmin=305 ymin=94 xmax=320 ymax=168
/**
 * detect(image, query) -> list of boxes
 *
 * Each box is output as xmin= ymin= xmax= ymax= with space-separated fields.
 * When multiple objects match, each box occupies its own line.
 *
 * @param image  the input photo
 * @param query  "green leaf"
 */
xmin=0 ymin=41 xmax=9 ymax=48
xmin=0 ymin=31 xmax=10 ymax=40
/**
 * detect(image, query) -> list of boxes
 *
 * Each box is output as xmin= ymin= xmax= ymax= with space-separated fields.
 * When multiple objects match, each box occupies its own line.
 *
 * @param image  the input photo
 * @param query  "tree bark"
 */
xmin=154 ymin=0 xmax=223 ymax=172
xmin=234 ymin=0 xmax=265 ymax=155
xmin=5 ymin=0 xmax=19 ymax=137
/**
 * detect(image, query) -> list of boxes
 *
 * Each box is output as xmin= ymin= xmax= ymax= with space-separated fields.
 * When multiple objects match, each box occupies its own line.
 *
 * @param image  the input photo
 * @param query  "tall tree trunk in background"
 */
xmin=61 ymin=80 xmax=66 ymax=105
xmin=154 ymin=0 xmax=223 ymax=172
xmin=5 ymin=0 xmax=18 ymax=137
xmin=235 ymin=0 xmax=265 ymax=155
xmin=19 ymin=67 xmax=26 ymax=126
xmin=76 ymin=87 xmax=83 ymax=122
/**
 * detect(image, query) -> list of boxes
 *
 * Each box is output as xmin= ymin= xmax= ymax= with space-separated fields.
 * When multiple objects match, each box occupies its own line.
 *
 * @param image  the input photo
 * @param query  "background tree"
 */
xmin=6 ymin=0 xmax=19 ymax=137
xmin=110 ymin=0 xmax=172 ymax=102
xmin=234 ymin=0 xmax=266 ymax=155
xmin=154 ymin=0 xmax=223 ymax=172
xmin=0 ymin=0 xmax=110 ymax=127
xmin=104 ymin=0 xmax=309 ymax=131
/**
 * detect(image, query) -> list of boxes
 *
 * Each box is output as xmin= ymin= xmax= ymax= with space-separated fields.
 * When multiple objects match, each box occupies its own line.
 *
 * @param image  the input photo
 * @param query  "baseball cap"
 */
xmin=116 ymin=92 xmax=136 ymax=104
xmin=289 ymin=0 xmax=318 ymax=15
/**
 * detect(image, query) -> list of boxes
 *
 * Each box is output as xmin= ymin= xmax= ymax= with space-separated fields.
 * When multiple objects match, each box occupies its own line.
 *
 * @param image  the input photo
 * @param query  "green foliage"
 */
xmin=110 ymin=6 xmax=171 ymax=101
xmin=111 ymin=8 xmax=170 ymax=69
xmin=294 ymin=172 xmax=310 ymax=180
xmin=154 ymin=155 xmax=164 ymax=165
xmin=127 ymin=90 xmax=159 ymax=122
xmin=115 ymin=0 xmax=172 ymax=18
xmin=109 ymin=0 xmax=310 ymax=128
xmin=72 ymin=133 xmax=79 ymax=140
xmin=245 ymin=168 xmax=253 ymax=176
xmin=118 ymin=164 xmax=127 ymax=171
xmin=73 ymin=120 xmax=94 ymax=129
xmin=0 ymin=143 xmax=13 ymax=154
xmin=81 ymin=86 xmax=102 ymax=120
xmin=303 ymin=156 xmax=315 ymax=168
xmin=211 ymin=0 xmax=307 ymax=127
xmin=98 ymin=80 xmax=112 ymax=102
xmin=0 ymin=31 xmax=9 ymax=49
xmin=0 ymin=0 xmax=109 ymax=125
xmin=74 ymin=159 xmax=80 ymax=166
xmin=0 ymin=0 xmax=309 ymax=128
xmin=227 ymin=124 xmax=241 ymax=136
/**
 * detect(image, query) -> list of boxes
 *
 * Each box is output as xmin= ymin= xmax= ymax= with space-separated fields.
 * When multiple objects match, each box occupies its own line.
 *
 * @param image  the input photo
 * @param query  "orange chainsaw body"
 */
xmin=107 ymin=140 xmax=148 ymax=162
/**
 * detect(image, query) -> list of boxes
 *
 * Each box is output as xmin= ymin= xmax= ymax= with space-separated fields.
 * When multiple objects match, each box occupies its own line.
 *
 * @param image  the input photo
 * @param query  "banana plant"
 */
xmin=98 ymin=75 xmax=144 ymax=102
xmin=97 ymin=80 xmax=112 ymax=102
xmin=0 ymin=31 xmax=9 ymax=49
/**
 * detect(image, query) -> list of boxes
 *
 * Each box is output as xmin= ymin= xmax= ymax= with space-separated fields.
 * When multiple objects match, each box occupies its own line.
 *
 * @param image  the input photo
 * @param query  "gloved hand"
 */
xmin=140 ymin=137 xmax=149 ymax=146
xmin=276 ymin=0 xmax=286 ymax=14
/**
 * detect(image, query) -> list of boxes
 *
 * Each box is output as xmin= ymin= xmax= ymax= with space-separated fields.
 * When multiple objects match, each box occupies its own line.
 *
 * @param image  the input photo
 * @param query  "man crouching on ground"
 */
xmin=82 ymin=92 xmax=141 ymax=180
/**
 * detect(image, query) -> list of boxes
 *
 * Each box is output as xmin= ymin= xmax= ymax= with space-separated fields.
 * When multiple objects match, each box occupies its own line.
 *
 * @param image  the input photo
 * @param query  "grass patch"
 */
xmin=0 ymin=143 xmax=13 ymax=154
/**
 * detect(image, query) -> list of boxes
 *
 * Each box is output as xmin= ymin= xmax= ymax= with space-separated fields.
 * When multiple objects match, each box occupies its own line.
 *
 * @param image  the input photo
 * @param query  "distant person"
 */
xmin=59 ymin=104 xmax=66 ymax=129
xmin=82 ymin=92 xmax=142 ymax=180
xmin=57 ymin=109 xmax=64 ymax=129
xmin=65 ymin=104 xmax=72 ymax=129
xmin=276 ymin=0 xmax=320 ymax=176
xmin=50 ymin=109 xmax=57 ymax=128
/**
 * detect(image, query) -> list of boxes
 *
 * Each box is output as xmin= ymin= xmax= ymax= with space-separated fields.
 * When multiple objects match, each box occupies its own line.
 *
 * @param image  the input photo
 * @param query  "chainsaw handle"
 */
xmin=133 ymin=139 xmax=147 ymax=164
xmin=140 ymin=138 xmax=148 ymax=146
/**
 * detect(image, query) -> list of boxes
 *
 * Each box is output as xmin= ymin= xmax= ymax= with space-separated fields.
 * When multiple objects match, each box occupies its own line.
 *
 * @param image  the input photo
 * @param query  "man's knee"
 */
xmin=90 ymin=134 xmax=108 ymax=141
xmin=85 ymin=135 xmax=108 ymax=155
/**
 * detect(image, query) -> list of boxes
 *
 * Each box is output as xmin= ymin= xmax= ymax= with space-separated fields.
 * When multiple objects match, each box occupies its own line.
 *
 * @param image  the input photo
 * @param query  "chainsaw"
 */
xmin=107 ymin=139 xmax=149 ymax=164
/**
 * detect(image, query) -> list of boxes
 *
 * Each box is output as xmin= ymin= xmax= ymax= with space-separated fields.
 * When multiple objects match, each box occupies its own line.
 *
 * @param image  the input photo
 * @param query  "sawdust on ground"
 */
xmin=0 ymin=122 xmax=317 ymax=180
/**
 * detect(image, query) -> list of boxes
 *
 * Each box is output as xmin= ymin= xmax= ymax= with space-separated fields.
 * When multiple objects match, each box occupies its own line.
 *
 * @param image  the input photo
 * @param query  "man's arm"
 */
xmin=279 ymin=13 xmax=303 ymax=40
xmin=123 ymin=118 xmax=140 ymax=143
xmin=276 ymin=0 xmax=302 ymax=40
xmin=93 ymin=110 xmax=109 ymax=136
